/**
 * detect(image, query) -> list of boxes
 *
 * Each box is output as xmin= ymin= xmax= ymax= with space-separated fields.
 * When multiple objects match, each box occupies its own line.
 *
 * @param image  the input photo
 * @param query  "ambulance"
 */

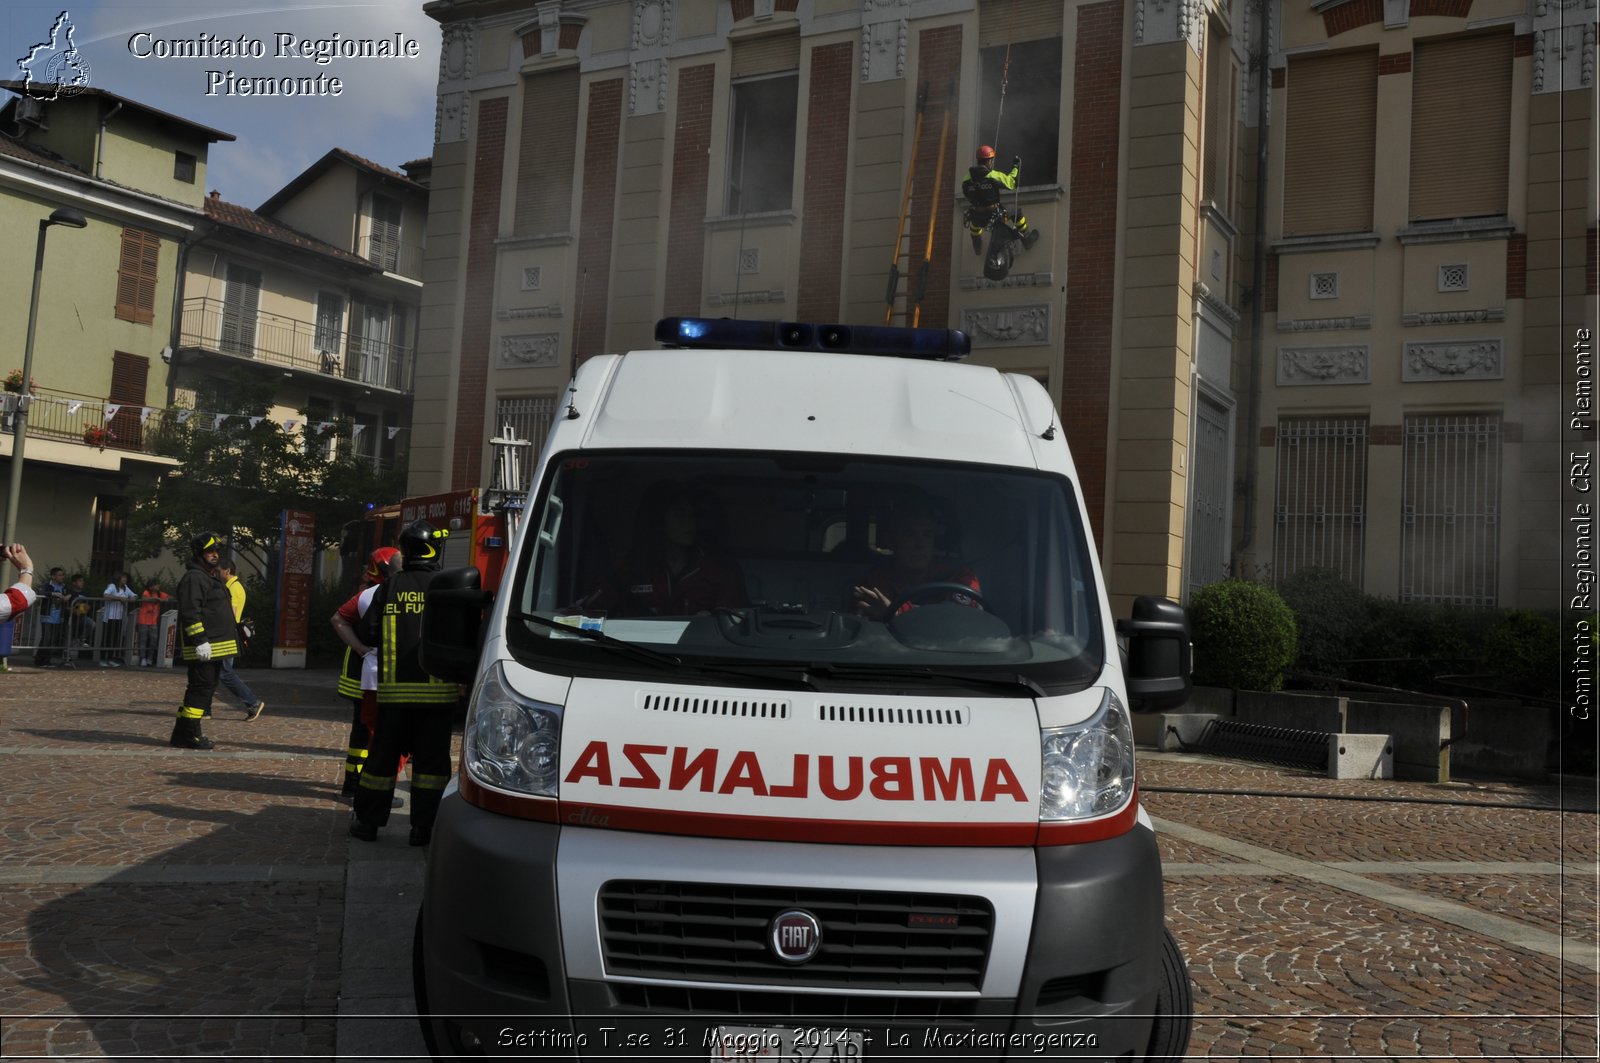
xmin=414 ymin=318 xmax=1195 ymax=1060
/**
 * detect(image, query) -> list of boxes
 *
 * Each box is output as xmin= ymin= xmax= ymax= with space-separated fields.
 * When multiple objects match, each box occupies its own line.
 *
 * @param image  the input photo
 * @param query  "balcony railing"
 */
xmin=357 ymin=234 xmax=424 ymax=280
xmin=179 ymin=297 xmax=415 ymax=393
xmin=4 ymin=386 xmax=174 ymax=457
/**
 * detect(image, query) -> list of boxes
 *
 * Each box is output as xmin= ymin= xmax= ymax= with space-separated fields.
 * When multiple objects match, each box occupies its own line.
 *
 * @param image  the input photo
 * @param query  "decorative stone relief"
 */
xmin=1403 ymin=339 xmax=1504 ymax=381
xmin=961 ymin=305 xmax=1050 ymax=348
xmin=630 ymin=58 xmax=667 ymax=115
xmin=521 ymin=266 xmax=542 ymax=291
xmin=634 ymin=0 xmax=671 ymax=48
xmin=1437 ymin=264 xmax=1469 ymax=293
xmin=1277 ymin=345 xmax=1370 ymax=386
xmin=862 ymin=0 xmax=909 ymax=83
xmin=1275 ymin=315 xmax=1373 ymax=333
xmin=958 ymin=271 xmax=1055 ymax=291
xmin=1135 ymin=0 xmax=1202 ymax=51
xmin=737 ymin=248 xmax=759 ymax=275
xmin=497 ymin=305 xmax=563 ymax=320
xmin=1309 ymin=272 xmax=1339 ymax=300
xmin=1533 ymin=22 xmax=1596 ymax=93
xmin=499 ymin=333 xmax=561 ymax=368
xmin=434 ymin=21 xmax=474 ymax=144
xmin=1401 ymin=308 xmax=1505 ymax=327
xmin=710 ymin=289 xmax=786 ymax=307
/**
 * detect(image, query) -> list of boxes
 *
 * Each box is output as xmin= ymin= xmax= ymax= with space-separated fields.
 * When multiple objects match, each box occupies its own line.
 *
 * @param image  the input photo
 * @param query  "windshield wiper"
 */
xmin=511 ymin=612 xmax=816 ymax=689
xmin=511 ymin=611 xmax=684 ymax=668
xmin=803 ymin=663 xmax=1047 ymax=698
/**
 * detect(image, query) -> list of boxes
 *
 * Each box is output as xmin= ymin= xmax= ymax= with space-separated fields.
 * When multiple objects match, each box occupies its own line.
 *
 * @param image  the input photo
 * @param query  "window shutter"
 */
xmin=978 ymin=0 xmax=1062 ymax=46
xmin=731 ymin=34 xmax=799 ymax=78
xmin=515 ymin=69 xmax=580 ymax=237
xmin=108 ymin=351 xmax=149 ymax=450
xmin=1410 ymin=33 xmax=1511 ymax=222
xmin=1283 ymin=49 xmax=1378 ymax=237
xmin=115 ymin=228 xmax=160 ymax=325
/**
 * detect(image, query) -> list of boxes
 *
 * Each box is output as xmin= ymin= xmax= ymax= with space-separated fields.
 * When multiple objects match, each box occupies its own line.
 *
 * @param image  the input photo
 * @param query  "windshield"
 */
xmin=505 ymin=451 xmax=1104 ymax=692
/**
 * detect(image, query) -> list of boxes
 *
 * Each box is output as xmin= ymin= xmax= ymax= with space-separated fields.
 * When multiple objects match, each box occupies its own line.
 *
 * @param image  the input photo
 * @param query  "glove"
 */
xmin=194 ymin=642 xmax=212 ymax=661
xmin=1012 ymin=155 xmax=1020 ymax=169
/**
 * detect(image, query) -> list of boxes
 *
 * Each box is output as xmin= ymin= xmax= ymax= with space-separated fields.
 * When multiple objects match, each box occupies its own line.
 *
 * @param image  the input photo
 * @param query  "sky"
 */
xmin=3 ymin=1 xmax=441 ymax=209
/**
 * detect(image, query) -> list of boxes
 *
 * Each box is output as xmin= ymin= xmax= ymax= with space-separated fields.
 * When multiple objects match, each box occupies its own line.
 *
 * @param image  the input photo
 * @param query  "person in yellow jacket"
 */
xmin=961 ymin=143 xmax=1040 ymax=255
xmin=350 ymin=521 xmax=457 ymax=845
xmin=214 ymin=559 xmax=265 ymax=721
xmin=169 ymin=532 xmax=236 ymax=750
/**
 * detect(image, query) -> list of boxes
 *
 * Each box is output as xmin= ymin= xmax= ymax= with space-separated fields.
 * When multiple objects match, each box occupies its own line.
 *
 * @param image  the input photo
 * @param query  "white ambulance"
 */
xmin=415 ymin=318 xmax=1195 ymax=1060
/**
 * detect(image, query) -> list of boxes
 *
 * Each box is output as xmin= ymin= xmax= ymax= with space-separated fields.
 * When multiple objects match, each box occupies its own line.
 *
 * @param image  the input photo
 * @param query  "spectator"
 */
xmin=62 ymin=574 xmax=93 ymax=668
xmin=214 ymin=559 xmax=265 ymax=721
xmin=135 ymin=579 xmax=169 ymax=667
xmin=0 ymin=543 xmax=34 ymax=673
xmin=32 ymin=567 xmax=67 ymax=668
xmin=100 ymin=572 xmax=136 ymax=667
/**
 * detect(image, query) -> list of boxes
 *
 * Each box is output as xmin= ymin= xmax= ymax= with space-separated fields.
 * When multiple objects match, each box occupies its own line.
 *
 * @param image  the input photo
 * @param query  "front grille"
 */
xmin=608 ymin=983 xmax=990 ymax=1019
xmin=598 ymin=881 xmax=994 ymax=991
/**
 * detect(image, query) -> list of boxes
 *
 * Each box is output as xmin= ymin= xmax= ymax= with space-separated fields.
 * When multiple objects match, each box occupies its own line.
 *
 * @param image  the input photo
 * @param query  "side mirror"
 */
xmin=1115 ymin=595 xmax=1192 ymax=711
xmin=422 ymin=566 xmax=493 ymax=683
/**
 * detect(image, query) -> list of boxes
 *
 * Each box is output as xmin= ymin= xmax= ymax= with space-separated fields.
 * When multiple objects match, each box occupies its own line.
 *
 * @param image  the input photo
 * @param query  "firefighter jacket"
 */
xmin=961 ymin=163 xmax=1020 ymax=210
xmin=365 ymin=568 xmax=456 ymax=705
xmin=336 ymin=584 xmax=380 ymax=700
xmin=176 ymin=561 xmax=237 ymax=662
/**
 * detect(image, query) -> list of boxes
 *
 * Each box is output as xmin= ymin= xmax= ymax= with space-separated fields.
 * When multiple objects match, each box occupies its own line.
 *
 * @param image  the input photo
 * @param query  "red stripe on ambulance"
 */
xmin=563 ymin=741 xmax=1029 ymax=803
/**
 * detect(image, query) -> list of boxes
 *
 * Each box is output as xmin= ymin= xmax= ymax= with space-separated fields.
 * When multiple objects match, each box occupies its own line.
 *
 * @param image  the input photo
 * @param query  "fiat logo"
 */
xmin=769 ymin=909 xmax=822 ymax=964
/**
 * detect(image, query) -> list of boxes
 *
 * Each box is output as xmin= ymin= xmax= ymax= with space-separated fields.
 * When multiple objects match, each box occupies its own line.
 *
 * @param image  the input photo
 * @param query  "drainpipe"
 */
xmin=1236 ymin=0 xmax=1271 ymax=563
xmin=95 ymin=101 xmax=123 ymax=179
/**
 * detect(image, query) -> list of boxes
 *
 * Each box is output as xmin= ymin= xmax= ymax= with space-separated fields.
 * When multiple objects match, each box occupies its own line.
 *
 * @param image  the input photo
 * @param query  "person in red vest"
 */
xmin=330 ymin=546 xmax=402 ymax=799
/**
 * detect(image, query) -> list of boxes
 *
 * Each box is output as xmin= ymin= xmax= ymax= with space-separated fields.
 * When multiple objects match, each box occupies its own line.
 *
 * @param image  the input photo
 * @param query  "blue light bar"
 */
xmin=654 ymin=317 xmax=971 ymax=361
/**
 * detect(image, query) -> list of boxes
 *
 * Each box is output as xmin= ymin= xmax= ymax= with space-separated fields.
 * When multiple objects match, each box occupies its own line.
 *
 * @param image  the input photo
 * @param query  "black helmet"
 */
xmin=190 ymin=531 xmax=224 ymax=562
xmin=397 ymin=520 xmax=448 ymax=568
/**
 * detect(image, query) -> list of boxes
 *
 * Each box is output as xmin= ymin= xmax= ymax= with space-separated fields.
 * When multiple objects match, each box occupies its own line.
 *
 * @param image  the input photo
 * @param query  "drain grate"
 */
xmin=1183 ymin=719 xmax=1330 ymax=772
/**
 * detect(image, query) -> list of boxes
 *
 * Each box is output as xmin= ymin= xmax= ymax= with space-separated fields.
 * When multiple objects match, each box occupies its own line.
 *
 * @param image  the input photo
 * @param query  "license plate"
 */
xmin=708 ymin=1025 xmax=865 ymax=1062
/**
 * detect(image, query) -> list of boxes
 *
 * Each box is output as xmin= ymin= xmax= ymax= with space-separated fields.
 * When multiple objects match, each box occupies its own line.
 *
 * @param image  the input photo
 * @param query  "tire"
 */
xmin=983 ymin=243 xmax=1012 ymax=281
xmin=412 ymin=906 xmax=445 ymax=1060
xmin=1144 ymin=925 xmax=1194 ymax=1063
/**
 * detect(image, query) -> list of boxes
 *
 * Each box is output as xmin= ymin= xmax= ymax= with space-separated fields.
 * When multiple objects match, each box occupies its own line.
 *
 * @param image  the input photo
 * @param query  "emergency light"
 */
xmin=655 ymin=317 xmax=971 ymax=361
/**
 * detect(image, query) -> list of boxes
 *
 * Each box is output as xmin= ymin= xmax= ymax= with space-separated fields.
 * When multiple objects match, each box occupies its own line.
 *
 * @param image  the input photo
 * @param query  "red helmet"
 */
xmin=365 ymin=546 xmax=401 ymax=585
xmin=976 ymin=144 xmax=996 ymax=163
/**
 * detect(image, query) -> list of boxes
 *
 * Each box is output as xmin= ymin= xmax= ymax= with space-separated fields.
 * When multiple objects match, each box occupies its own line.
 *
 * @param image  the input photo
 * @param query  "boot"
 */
xmin=408 ymin=826 xmax=431 ymax=847
xmin=349 ymin=812 xmax=378 ymax=842
xmin=169 ymin=716 xmax=215 ymax=751
xmin=1023 ymin=228 xmax=1040 ymax=250
xmin=971 ymin=232 xmax=983 ymax=255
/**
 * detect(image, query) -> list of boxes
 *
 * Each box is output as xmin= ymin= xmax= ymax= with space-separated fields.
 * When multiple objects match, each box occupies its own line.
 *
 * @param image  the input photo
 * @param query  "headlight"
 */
xmin=1039 ymin=689 xmax=1134 ymax=820
xmin=463 ymin=663 xmax=562 ymax=796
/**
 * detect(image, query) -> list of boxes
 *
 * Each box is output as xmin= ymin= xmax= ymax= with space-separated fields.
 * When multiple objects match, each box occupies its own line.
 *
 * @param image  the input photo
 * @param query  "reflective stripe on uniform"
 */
xmin=177 ymin=705 xmax=205 ymax=719
xmin=182 ymin=640 xmax=238 ymax=661
xmin=412 ymin=772 xmax=451 ymax=792
xmin=376 ymin=684 xmax=457 ymax=704
xmin=184 ymin=622 xmax=204 ymax=636
xmin=358 ymin=771 xmax=396 ymax=791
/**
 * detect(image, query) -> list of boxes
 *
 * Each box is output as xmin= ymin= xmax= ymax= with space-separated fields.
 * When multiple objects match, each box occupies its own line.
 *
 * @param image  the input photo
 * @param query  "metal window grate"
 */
xmin=1273 ymin=418 xmax=1368 ymax=586
xmin=495 ymin=395 xmax=557 ymax=459
xmin=1401 ymin=413 xmax=1501 ymax=606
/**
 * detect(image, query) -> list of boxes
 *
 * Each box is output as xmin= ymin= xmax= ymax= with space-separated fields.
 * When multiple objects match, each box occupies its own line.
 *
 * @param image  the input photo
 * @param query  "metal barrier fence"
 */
xmin=7 ymin=596 xmax=177 ymax=668
xmin=1182 ymin=718 xmax=1333 ymax=772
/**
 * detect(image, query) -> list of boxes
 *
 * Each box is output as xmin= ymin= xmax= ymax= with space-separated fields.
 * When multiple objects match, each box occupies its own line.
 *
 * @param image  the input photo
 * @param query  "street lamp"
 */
xmin=2 ymin=207 xmax=88 ymax=548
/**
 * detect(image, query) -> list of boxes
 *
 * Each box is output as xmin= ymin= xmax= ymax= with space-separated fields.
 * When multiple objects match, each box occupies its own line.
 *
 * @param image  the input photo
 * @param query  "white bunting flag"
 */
xmin=213 ymin=413 xmax=227 ymax=430
xmin=315 ymin=421 xmax=334 ymax=434
xmin=103 ymin=405 xmax=120 ymax=422
xmin=285 ymin=419 xmax=299 ymax=433
xmin=176 ymin=409 xmax=194 ymax=424
xmin=249 ymin=416 xmax=264 ymax=429
xmin=139 ymin=406 xmax=154 ymax=425
xmin=387 ymin=426 xmax=402 ymax=440
xmin=66 ymin=401 xmax=82 ymax=415
xmin=351 ymin=424 xmax=366 ymax=438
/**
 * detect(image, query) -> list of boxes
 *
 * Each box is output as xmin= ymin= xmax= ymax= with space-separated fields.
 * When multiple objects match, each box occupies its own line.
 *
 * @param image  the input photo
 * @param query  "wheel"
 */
xmin=881 ymin=581 xmax=995 ymax=617
xmin=412 ymin=906 xmax=444 ymax=1060
xmin=983 ymin=242 xmax=1012 ymax=280
xmin=1144 ymin=925 xmax=1194 ymax=1062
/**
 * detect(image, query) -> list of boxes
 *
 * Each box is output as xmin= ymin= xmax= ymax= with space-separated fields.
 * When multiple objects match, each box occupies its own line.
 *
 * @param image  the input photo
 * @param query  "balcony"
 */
xmin=5 ymin=386 xmax=173 ymax=458
xmin=179 ymin=297 xmax=415 ymax=393
xmin=358 ymin=234 xmax=424 ymax=280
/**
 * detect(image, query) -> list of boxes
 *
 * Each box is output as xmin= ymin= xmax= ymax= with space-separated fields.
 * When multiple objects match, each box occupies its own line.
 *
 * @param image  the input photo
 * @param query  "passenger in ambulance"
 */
xmin=849 ymin=495 xmax=982 ymax=621
xmin=579 ymin=489 xmax=746 ymax=618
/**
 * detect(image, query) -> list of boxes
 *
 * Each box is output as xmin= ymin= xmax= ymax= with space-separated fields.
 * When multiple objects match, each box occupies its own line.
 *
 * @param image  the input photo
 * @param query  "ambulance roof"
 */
xmin=576 ymin=345 xmax=1047 ymax=469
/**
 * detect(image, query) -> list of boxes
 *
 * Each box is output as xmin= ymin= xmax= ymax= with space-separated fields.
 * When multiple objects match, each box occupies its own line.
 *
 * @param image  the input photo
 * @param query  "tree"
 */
xmin=124 ymin=369 xmax=405 ymax=578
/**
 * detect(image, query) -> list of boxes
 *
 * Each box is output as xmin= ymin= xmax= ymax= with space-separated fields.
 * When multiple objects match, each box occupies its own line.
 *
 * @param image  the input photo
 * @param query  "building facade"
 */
xmin=408 ymin=0 xmax=1596 ymax=613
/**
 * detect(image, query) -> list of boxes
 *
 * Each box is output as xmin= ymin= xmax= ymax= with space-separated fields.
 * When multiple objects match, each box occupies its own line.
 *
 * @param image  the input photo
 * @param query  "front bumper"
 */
xmin=418 ymin=791 xmax=1168 ymax=1058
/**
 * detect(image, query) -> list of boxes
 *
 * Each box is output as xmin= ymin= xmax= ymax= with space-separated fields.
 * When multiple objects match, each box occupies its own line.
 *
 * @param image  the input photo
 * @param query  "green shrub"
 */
xmin=1277 ymin=566 xmax=1368 ymax=677
xmin=1189 ymin=579 xmax=1298 ymax=691
xmin=1354 ymin=599 xmax=1499 ymax=689
xmin=1482 ymin=610 xmax=1560 ymax=699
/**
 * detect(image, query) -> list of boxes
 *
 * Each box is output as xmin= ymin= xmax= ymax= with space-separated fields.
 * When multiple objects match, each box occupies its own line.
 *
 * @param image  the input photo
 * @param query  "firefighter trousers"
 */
xmin=352 ymin=702 xmax=453 ymax=833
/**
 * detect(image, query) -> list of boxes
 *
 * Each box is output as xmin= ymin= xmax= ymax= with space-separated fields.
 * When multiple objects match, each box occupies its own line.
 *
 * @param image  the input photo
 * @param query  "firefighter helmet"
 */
xmin=190 ymin=532 xmax=224 ymax=562
xmin=976 ymin=144 xmax=997 ymax=164
xmin=397 ymin=520 xmax=448 ymax=567
xmin=365 ymin=546 xmax=401 ymax=585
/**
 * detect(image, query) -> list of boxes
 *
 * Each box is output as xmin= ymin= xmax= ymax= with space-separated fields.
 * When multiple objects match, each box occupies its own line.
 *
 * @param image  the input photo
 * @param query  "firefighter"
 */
xmin=331 ymin=546 xmax=401 ymax=798
xmin=168 ymin=532 xmax=236 ymax=750
xmin=349 ymin=520 xmax=458 ymax=845
xmin=961 ymin=144 xmax=1040 ymax=254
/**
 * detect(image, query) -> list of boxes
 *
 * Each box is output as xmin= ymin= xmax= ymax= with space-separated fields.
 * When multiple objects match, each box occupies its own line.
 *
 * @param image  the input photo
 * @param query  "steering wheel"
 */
xmin=881 ymin=582 xmax=994 ymax=618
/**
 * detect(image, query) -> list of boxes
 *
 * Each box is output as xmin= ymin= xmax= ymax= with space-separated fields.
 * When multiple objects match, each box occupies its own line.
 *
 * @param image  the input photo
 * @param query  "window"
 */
xmin=1401 ymin=413 xmax=1501 ymax=606
xmin=366 ymin=194 xmax=402 ymax=272
xmin=351 ymin=298 xmax=409 ymax=389
xmin=315 ymin=291 xmax=345 ymax=371
xmin=114 ymin=227 xmax=161 ymax=324
xmin=515 ymin=69 xmax=579 ymax=237
xmin=108 ymin=351 xmax=149 ymax=451
xmin=726 ymin=35 xmax=800 ymax=215
xmin=976 ymin=0 xmax=1063 ymax=187
xmin=1203 ymin=26 xmax=1236 ymax=209
xmin=1282 ymin=49 xmax=1378 ymax=236
xmin=1410 ymin=33 xmax=1512 ymax=222
xmin=218 ymin=263 xmax=261 ymax=356
xmin=495 ymin=394 xmax=559 ymax=469
xmin=173 ymin=151 xmax=196 ymax=184
xmin=1273 ymin=417 xmax=1369 ymax=587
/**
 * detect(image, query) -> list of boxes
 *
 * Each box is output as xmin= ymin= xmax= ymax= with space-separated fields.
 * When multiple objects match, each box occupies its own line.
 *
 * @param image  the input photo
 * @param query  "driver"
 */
xmin=850 ymin=496 xmax=980 ymax=621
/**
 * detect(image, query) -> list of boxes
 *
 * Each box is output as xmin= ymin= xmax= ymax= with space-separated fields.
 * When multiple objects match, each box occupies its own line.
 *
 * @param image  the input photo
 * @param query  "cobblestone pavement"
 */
xmin=0 ymin=667 xmax=1595 ymax=1060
